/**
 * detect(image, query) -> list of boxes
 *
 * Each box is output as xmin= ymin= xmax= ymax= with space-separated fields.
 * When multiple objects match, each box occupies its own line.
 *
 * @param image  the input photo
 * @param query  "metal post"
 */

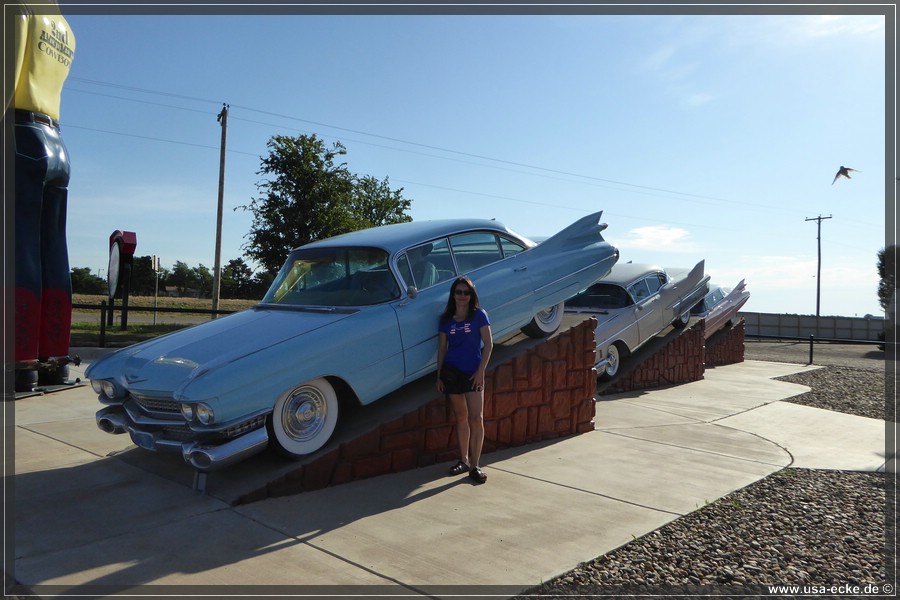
xmin=100 ymin=301 xmax=107 ymax=348
xmin=120 ymin=260 xmax=132 ymax=330
xmin=107 ymin=295 xmax=115 ymax=327
xmin=211 ymin=104 xmax=228 ymax=318
xmin=808 ymin=334 xmax=814 ymax=365
xmin=153 ymin=255 xmax=160 ymax=326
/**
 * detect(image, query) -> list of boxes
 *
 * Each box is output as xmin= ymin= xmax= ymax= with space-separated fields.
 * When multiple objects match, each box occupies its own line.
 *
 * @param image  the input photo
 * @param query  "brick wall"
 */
xmin=704 ymin=318 xmax=746 ymax=366
xmin=599 ymin=320 xmax=706 ymax=395
xmin=240 ymin=318 xmax=598 ymax=503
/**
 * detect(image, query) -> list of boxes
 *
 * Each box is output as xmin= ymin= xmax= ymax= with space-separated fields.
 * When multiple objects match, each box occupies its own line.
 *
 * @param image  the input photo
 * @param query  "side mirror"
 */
xmin=407 ymin=285 xmax=419 ymax=299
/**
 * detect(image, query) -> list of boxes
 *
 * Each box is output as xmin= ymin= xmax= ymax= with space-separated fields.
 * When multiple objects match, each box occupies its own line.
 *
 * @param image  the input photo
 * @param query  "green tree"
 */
xmin=155 ymin=266 xmax=172 ymax=294
xmin=221 ymin=257 xmax=256 ymax=299
xmin=193 ymin=264 xmax=213 ymax=298
xmin=239 ymin=134 xmax=413 ymax=274
xmin=70 ymin=267 xmax=106 ymax=295
xmin=877 ymin=245 xmax=896 ymax=311
xmin=352 ymin=175 xmax=412 ymax=228
xmin=130 ymin=256 xmax=158 ymax=296
xmin=169 ymin=261 xmax=195 ymax=296
xmin=250 ymin=270 xmax=275 ymax=299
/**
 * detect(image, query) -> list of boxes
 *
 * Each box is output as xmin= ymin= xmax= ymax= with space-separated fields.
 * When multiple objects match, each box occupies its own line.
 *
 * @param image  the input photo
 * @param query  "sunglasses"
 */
xmin=454 ymin=289 xmax=472 ymax=296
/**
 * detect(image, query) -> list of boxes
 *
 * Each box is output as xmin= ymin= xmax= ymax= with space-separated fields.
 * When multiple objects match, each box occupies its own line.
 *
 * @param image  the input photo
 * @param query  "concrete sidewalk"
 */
xmin=11 ymin=359 xmax=890 ymax=596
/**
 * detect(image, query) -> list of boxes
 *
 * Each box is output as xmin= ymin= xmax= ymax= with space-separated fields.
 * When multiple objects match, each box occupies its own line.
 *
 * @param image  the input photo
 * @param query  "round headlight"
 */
xmin=91 ymin=380 xmax=104 ymax=395
xmin=180 ymin=403 xmax=194 ymax=421
xmin=196 ymin=403 xmax=215 ymax=425
xmin=101 ymin=381 xmax=117 ymax=399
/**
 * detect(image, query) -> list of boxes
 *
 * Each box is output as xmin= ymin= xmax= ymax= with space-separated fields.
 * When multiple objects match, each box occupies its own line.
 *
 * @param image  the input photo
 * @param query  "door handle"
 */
xmin=514 ymin=266 xmax=528 ymax=272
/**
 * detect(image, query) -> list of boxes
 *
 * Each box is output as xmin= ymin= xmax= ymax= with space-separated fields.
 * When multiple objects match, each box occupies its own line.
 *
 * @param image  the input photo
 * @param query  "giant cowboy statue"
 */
xmin=8 ymin=2 xmax=77 ymax=392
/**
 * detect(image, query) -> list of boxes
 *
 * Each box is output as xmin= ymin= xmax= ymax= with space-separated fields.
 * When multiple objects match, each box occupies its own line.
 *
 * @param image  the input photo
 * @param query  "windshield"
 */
xmin=567 ymin=283 xmax=633 ymax=309
xmin=261 ymin=247 xmax=400 ymax=307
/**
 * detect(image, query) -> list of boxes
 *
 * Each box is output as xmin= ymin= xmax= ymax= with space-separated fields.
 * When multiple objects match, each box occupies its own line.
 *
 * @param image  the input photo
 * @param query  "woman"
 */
xmin=437 ymin=276 xmax=493 ymax=484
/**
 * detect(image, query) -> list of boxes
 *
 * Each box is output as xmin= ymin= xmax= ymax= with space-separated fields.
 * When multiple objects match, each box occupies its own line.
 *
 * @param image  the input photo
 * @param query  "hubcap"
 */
xmin=536 ymin=305 xmax=558 ymax=324
xmin=282 ymin=386 xmax=328 ymax=442
xmin=607 ymin=349 xmax=619 ymax=375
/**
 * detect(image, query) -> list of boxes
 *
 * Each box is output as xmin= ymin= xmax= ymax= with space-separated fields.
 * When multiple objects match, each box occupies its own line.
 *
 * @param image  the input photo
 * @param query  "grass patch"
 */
xmin=70 ymin=295 xmax=258 ymax=347
xmin=70 ymin=321 xmax=191 ymax=347
xmin=72 ymin=294 xmax=258 ymax=313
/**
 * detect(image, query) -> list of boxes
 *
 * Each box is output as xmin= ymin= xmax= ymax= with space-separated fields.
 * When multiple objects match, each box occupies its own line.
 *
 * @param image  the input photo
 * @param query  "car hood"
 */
xmin=85 ymin=307 xmax=356 ymax=394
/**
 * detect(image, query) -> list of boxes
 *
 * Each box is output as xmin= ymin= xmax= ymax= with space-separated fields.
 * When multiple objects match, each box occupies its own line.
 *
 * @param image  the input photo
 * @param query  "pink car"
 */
xmin=691 ymin=280 xmax=750 ymax=340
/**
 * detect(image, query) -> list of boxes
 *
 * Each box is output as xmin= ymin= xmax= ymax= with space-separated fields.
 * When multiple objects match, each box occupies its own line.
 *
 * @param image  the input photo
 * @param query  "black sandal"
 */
xmin=448 ymin=460 xmax=469 ymax=476
xmin=469 ymin=467 xmax=487 ymax=484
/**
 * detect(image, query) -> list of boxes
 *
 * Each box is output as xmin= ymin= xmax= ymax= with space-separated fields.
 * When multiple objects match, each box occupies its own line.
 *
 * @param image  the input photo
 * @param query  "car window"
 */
xmin=499 ymin=235 xmax=527 ymax=258
xmin=404 ymin=238 xmax=456 ymax=290
xmin=628 ymin=279 xmax=651 ymax=302
xmin=644 ymin=274 xmax=663 ymax=295
xmin=396 ymin=253 xmax=415 ymax=290
xmin=691 ymin=298 xmax=708 ymax=315
xmin=693 ymin=290 xmax=715 ymax=314
xmin=262 ymin=247 xmax=400 ymax=306
xmin=567 ymin=283 xmax=632 ymax=309
xmin=450 ymin=232 xmax=503 ymax=273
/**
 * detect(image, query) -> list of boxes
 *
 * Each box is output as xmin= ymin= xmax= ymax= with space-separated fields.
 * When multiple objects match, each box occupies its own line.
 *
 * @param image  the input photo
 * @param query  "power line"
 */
xmin=62 ymin=123 xmax=259 ymax=156
xmin=64 ymin=76 xmax=886 ymax=228
xmin=64 ymin=76 xmax=778 ymax=212
xmin=68 ymin=76 xmax=222 ymax=107
xmin=66 ymin=86 xmax=214 ymax=116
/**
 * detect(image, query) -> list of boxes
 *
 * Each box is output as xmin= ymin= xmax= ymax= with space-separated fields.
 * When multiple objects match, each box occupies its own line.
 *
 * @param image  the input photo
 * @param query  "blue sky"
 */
xmin=52 ymin=7 xmax=891 ymax=317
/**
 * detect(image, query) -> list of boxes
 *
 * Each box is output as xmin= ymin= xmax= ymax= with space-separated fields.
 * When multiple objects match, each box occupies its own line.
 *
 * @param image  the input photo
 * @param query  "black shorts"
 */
xmin=440 ymin=364 xmax=475 ymax=395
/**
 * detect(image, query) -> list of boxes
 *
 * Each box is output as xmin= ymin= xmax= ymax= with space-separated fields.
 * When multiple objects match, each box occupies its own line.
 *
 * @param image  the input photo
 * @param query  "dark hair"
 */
xmin=440 ymin=276 xmax=480 ymax=322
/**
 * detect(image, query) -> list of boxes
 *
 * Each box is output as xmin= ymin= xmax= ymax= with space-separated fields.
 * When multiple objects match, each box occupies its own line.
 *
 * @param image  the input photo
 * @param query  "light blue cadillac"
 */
xmin=87 ymin=212 xmax=619 ymax=471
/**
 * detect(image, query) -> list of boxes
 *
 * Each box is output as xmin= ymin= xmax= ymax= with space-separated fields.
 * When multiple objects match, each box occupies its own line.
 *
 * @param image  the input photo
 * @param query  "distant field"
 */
xmin=72 ymin=294 xmax=258 ymax=313
xmin=71 ymin=295 xmax=259 ymax=347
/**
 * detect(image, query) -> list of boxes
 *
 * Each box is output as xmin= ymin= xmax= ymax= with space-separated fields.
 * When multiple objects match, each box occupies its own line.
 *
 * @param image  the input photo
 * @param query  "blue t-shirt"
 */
xmin=439 ymin=308 xmax=490 ymax=375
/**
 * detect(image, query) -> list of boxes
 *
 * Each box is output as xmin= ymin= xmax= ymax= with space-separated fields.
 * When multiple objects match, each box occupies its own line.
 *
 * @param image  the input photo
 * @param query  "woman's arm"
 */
xmin=436 ymin=331 xmax=448 ymax=392
xmin=472 ymin=324 xmax=493 ymax=390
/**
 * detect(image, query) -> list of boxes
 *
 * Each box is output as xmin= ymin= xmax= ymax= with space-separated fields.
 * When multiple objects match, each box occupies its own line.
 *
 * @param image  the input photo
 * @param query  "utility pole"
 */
xmin=152 ymin=255 xmax=160 ymax=325
xmin=805 ymin=214 xmax=832 ymax=318
xmin=212 ymin=103 xmax=228 ymax=317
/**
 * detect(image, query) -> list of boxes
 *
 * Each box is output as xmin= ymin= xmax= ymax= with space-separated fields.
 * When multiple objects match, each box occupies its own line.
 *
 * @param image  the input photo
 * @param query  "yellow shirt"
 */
xmin=13 ymin=5 xmax=75 ymax=121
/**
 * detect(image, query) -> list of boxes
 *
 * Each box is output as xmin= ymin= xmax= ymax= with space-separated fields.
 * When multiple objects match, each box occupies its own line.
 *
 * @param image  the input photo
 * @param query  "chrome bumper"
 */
xmin=95 ymin=406 xmax=269 ymax=472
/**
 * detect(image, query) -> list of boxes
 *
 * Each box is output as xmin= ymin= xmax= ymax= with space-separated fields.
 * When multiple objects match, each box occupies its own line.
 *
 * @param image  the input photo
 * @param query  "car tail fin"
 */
xmin=536 ymin=211 xmax=608 ymax=250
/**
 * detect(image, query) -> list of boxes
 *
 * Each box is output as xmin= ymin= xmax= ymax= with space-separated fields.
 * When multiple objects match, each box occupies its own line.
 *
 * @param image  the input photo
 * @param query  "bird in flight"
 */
xmin=832 ymin=166 xmax=859 ymax=184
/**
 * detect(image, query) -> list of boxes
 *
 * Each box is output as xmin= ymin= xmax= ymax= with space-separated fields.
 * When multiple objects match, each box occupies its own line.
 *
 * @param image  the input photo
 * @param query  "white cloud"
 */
xmin=682 ymin=91 xmax=716 ymax=107
xmin=709 ymin=254 xmax=881 ymax=316
xmin=797 ymin=15 xmax=884 ymax=39
xmin=723 ymin=255 xmax=878 ymax=289
xmin=724 ymin=15 xmax=885 ymax=51
xmin=616 ymin=225 xmax=701 ymax=253
xmin=640 ymin=40 xmax=715 ymax=109
xmin=641 ymin=43 xmax=678 ymax=72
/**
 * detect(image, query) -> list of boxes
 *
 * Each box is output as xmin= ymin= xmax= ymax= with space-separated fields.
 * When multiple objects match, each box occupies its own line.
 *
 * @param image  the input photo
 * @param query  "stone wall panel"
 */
xmin=248 ymin=318 xmax=598 ymax=501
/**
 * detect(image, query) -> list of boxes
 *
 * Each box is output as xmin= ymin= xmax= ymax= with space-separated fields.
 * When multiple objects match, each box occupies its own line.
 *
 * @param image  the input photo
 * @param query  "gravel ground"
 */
xmin=776 ymin=366 xmax=888 ymax=421
xmin=518 ymin=346 xmax=894 ymax=598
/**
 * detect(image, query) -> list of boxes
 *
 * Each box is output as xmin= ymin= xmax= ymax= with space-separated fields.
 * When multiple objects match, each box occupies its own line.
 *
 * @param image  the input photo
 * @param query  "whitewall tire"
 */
xmin=600 ymin=343 xmax=621 ymax=380
xmin=269 ymin=378 xmax=339 ymax=458
xmin=522 ymin=301 xmax=565 ymax=338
